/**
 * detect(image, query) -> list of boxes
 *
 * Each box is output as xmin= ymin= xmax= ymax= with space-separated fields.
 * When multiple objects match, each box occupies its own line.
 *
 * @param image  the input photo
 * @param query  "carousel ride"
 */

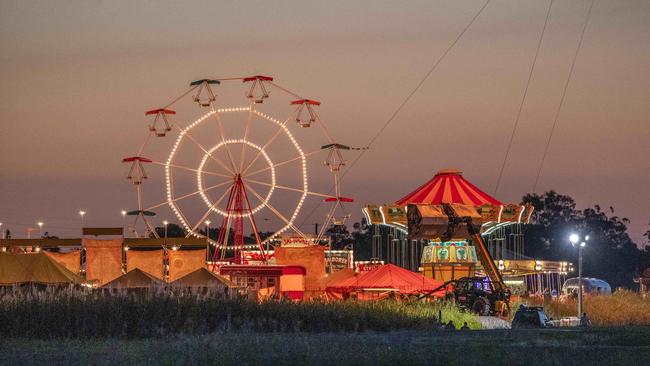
xmin=363 ymin=169 xmax=572 ymax=296
xmin=122 ymin=75 xmax=359 ymax=267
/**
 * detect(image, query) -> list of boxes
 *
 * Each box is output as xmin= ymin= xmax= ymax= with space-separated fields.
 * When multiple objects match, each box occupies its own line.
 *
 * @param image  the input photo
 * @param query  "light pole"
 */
xmin=205 ymin=220 xmax=211 ymax=261
xmin=79 ymin=210 xmax=86 ymax=230
xmin=569 ymin=233 xmax=589 ymax=317
xmin=0 ymin=222 xmax=3 ymax=239
xmin=163 ymin=220 xmax=169 ymax=245
xmin=37 ymin=221 xmax=44 ymax=238
xmin=121 ymin=210 xmax=127 ymax=236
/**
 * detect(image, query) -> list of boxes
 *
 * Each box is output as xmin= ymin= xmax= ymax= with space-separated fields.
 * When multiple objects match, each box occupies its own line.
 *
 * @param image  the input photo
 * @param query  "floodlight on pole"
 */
xmin=79 ymin=210 xmax=86 ymax=228
xmin=569 ymin=233 xmax=588 ymax=318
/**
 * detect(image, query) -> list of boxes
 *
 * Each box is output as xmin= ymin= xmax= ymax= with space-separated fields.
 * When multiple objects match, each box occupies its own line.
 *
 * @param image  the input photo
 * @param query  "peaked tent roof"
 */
xmin=0 ymin=252 xmax=84 ymax=285
xmin=170 ymin=267 xmax=235 ymax=288
xmin=324 ymin=268 xmax=357 ymax=286
xmin=101 ymin=268 xmax=165 ymax=289
xmin=395 ymin=169 xmax=501 ymax=206
xmin=327 ymin=264 xmax=445 ymax=295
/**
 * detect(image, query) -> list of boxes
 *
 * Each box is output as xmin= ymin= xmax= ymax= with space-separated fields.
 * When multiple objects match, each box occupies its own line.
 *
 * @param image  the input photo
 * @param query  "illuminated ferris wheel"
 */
xmin=123 ymin=75 xmax=355 ymax=264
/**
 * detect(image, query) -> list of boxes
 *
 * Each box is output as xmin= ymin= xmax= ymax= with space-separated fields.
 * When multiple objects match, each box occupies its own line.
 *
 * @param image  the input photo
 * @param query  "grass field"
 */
xmin=2 ymin=327 xmax=649 ymax=365
xmin=0 ymin=288 xmax=480 ymax=337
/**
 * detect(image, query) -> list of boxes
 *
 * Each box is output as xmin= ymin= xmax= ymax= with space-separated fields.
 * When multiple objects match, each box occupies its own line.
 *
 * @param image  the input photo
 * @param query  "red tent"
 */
xmin=396 ymin=169 xmax=501 ymax=206
xmin=327 ymin=264 xmax=445 ymax=297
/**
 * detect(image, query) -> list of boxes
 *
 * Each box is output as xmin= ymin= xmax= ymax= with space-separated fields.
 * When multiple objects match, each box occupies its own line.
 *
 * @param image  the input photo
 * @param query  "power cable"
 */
xmin=299 ymin=0 xmax=492 ymax=228
xmin=532 ymin=0 xmax=596 ymax=193
xmin=493 ymin=0 xmax=554 ymax=197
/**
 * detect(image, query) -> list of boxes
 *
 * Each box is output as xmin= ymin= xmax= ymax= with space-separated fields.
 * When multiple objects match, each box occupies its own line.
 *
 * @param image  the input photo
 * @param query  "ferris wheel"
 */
xmin=123 ymin=75 xmax=358 ymax=264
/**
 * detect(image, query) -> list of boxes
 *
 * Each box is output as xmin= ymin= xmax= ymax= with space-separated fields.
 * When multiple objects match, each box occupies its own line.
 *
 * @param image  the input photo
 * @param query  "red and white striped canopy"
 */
xmin=395 ymin=169 xmax=501 ymax=206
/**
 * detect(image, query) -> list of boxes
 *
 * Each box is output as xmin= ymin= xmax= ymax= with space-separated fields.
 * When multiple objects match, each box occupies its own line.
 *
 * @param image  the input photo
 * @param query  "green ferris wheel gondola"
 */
xmin=190 ymin=79 xmax=220 ymax=107
xmin=321 ymin=143 xmax=351 ymax=150
xmin=127 ymin=210 xmax=156 ymax=217
xmin=189 ymin=79 xmax=220 ymax=86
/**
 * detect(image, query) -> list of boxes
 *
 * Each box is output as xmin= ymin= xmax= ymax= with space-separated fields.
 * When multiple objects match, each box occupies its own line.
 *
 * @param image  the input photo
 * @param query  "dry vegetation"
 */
xmin=519 ymin=290 xmax=650 ymax=326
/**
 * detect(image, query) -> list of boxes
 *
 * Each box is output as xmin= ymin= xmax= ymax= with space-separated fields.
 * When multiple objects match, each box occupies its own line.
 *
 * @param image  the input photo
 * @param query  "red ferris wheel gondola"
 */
xmin=145 ymin=108 xmax=175 ymax=137
xmin=291 ymin=99 xmax=321 ymax=128
xmin=243 ymin=75 xmax=273 ymax=103
xmin=122 ymin=156 xmax=152 ymax=184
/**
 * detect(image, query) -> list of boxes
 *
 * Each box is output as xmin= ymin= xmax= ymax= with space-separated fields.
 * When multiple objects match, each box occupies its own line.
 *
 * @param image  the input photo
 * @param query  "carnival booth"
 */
xmin=219 ymin=265 xmax=306 ymax=301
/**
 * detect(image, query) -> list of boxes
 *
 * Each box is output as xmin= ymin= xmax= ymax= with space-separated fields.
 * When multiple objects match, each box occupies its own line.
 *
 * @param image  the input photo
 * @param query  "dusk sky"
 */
xmin=1 ymin=0 xmax=648 ymax=244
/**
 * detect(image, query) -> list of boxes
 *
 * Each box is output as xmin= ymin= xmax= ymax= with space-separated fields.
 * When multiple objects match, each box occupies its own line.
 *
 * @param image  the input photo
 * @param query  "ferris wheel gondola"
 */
xmin=243 ymin=75 xmax=273 ymax=103
xmin=291 ymin=99 xmax=321 ymax=128
xmin=145 ymin=108 xmax=175 ymax=137
xmin=190 ymin=79 xmax=220 ymax=107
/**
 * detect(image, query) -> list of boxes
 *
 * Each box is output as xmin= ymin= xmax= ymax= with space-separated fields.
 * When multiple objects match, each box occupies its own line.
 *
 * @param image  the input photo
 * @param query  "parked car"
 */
xmin=511 ymin=305 xmax=554 ymax=328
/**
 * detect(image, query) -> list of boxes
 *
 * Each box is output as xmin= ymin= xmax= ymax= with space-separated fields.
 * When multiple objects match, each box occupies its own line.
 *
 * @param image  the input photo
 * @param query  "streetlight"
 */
xmin=121 ymin=210 xmax=127 ymax=237
xmin=37 ymin=221 xmax=44 ymax=238
xmin=79 ymin=210 xmax=86 ymax=229
xmin=569 ymin=232 xmax=589 ymax=317
xmin=205 ymin=220 xmax=212 ymax=261
xmin=163 ymin=220 xmax=169 ymax=244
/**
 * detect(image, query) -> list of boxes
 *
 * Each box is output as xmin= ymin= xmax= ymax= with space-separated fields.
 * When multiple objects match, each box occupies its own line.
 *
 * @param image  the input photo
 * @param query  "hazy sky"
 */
xmin=1 ymin=0 xmax=648 ymax=245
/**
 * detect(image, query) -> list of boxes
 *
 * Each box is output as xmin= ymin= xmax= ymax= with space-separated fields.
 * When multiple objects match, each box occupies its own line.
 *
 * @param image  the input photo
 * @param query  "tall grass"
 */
xmin=518 ymin=290 xmax=650 ymax=326
xmin=0 ymin=287 xmax=480 ymax=338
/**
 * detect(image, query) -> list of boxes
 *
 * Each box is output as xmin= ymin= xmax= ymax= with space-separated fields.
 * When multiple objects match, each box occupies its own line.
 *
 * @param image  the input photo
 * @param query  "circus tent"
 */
xmin=0 ymin=252 xmax=84 ymax=286
xmin=326 ymin=264 xmax=445 ymax=296
xmin=395 ymin=169 xmax=501 ymax=206
xmin=101 ymin=268 xmax=165 ymax=289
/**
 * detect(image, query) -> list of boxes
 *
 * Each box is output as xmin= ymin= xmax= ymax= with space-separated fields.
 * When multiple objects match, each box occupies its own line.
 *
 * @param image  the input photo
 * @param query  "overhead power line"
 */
xmin=493 ymin=0 xmax=555 ymax=197
xmin=299 ymin=0 xmax=492 ymax=228
xmin=533 ymin=0 xmax=596 ymax=193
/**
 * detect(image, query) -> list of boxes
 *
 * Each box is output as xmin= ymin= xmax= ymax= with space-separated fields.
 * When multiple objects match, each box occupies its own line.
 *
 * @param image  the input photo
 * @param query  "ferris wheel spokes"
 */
xmin=245 ymin=183 xmax=308 ymax=240
xmin=146 ymin=179 xmax=233 ymax=211
xmin=245 ymin=149 xmax=322 ymax=178
xmin=239 ymin=113 xmax=294 ymax=175
xmin=209 ymin=109 xmax=239 ymax=173
xmin=174 ymin=123 xmax=236 ymax=175
xmin=244 ymin=178 xmax=330 ymax=199
xmin=152 ymin=161 xmax=233 ymax=179
xmin=238 ymin=106 xmax=255 ymax=173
